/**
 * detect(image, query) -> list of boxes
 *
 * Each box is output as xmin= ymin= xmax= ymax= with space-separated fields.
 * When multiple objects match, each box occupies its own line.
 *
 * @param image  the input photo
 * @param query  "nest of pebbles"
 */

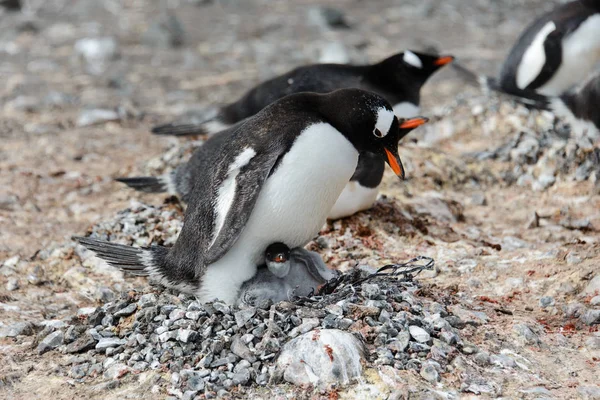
xmin=29 ymin=263 xmax=474 ymax=398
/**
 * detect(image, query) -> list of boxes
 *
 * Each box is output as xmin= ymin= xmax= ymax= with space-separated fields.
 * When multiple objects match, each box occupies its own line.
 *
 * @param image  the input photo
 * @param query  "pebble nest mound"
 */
xmin=29 ymin=268 xmax=479 ymax=399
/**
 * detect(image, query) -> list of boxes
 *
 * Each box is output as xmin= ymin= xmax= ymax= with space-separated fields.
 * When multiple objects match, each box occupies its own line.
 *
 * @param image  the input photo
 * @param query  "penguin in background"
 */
xmin=151 ymin=50 xmax=452 ymax=136
xmin=75 ymin=89 xmax=428 ymax=304
xmin=455 ymin=0 xmax=600 ymax=103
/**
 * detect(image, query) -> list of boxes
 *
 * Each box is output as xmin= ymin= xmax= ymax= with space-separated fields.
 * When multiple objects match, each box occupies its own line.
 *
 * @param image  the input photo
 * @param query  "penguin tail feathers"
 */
xmin=151 ymin=117 xmax=229 ymax=137
xmin=452 ymin=62 xmax=551 ymax=110
xmin=74 ymin=236 xmax=168 ymax=277
xmin=115 ymin=175 xmax=173 ymax=194
xmin=452 ymin=62 xmax=496 ymax=91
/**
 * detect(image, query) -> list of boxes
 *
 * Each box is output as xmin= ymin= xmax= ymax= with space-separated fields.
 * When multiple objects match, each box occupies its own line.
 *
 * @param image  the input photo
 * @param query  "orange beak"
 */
xmin=399 ymin=117 xmax=429 ymax=129
xmin=274 ymin=255 xmax=286 ymax=263
xmin=433 ymin=55 xmax=454 ymax=67
xmin=384 ymin=148 xmax=405 ymax=179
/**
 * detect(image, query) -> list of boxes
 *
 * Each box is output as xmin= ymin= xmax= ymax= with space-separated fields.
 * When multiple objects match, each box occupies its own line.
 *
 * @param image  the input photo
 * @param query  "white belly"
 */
xmin=199 ymin=123 xmax=358 ymax=303
xmin=328 ymin=181 xmax=379 ymax=220
xmin=539 ymin=15 xmax=600 ymax=95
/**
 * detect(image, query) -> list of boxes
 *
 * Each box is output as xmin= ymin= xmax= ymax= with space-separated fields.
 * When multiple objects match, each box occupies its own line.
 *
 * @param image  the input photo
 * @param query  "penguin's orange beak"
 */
xmin=384 ymin=147 xmax=405 ymax=179
xmin=433 ymin=55 xmax=454 ymax=66
xmin=274 ymin=255 xmax=286 ymax=263
xmin=384 ymin=117 xmax=429 ymax=180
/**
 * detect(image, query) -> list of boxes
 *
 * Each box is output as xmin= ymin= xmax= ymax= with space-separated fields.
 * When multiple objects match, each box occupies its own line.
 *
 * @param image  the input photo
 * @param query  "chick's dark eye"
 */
xmin=374 ymin=128 xmax=383 ymax=138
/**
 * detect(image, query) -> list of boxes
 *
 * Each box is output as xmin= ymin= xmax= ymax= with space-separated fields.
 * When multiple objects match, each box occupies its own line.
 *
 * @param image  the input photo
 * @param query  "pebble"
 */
xmin=138 ymin=293 xmax=158 ymax=308
xmin=142 ymin=14 xmax=185 ymax=48
xmin=581 ymin=310 xmax=600 ymax=326
xmin=76 ymin=109 xmax=119 ymax=127
xmin=420 ymin=363 xmax=440 ymax=383
xmin=74 ymin=37 xmax=119 ymax=75
xmin=66 ymin=334 xmax=97 ymax=353
xmin=591 ymin=296 xmax=600 ymax=306
xmin=513 ymin=324 xmax=541 ymax=345
xmin=539 ymin=296 xmax=555 ymax=308
xmin=96 ymin=337 xmax=126 ymax=351
xmin=0 ymin=322 xmax=35 ymax=338
xmin=37 ymin=330 xmax=64 ymax=354
xmin=103 ymin=363 xmax=128 ymax=380
xmin=6 ymin=277 xmax=19 ymax=291
xmin=584 ymin=276 xmax=600 ymax=295
xmin=409 ymin=326 xmax=430 ymax=343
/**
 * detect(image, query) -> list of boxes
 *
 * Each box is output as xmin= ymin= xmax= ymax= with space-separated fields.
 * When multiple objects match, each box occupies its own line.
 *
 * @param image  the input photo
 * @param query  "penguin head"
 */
xmin=317 ymin=89 xmax=428 ymax=179
xmin=265 ymin=242 xmax=292 ymax=278
xmin=377 ymin=50 xmax=454 ymax=89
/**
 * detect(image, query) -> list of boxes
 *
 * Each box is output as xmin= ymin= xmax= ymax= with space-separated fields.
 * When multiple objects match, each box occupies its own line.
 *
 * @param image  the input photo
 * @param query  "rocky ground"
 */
xmin=1 ymin=0 xmax=599 ymax=399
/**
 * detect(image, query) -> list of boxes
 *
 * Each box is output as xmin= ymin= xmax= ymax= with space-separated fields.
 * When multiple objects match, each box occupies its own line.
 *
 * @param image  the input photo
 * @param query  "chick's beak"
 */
xmin=384 ymin=147 xmax=405 ymax=180
xmin=433 ymin=55 xmax=454 ymax=67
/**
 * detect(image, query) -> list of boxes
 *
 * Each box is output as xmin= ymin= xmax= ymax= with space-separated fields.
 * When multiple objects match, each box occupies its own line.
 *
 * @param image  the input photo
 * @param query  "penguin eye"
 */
xmin=373 ymin=128 xmax=384 ymax=138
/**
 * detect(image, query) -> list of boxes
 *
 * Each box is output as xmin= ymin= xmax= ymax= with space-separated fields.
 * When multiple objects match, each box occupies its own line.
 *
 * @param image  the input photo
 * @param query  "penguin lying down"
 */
xmin=237 ymin=243 xmax=338 ymax=306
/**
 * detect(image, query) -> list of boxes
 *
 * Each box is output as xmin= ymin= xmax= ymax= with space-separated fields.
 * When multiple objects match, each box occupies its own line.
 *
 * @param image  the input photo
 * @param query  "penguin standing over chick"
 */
xmin=76 ymin=89 xmax=428 ymax=304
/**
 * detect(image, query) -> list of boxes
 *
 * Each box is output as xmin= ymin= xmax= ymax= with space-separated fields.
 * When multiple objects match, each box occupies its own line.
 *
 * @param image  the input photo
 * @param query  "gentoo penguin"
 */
xmin=455 ymin=0 xmax=600 ymax=101
xmin=151 ymin=50 xmax=452 ymax=136
xmin=118 ymin=117 xmax=426 ymax=218
xmin=76 ymin=89 xmax=427 ymax=304
xmin=238 ymin=244 xmax=338 ymax=306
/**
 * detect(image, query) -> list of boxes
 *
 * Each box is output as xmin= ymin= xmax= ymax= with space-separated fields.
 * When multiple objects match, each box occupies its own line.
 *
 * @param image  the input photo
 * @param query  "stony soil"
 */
xmin=1 ymin=0 xmax=599 ymax=399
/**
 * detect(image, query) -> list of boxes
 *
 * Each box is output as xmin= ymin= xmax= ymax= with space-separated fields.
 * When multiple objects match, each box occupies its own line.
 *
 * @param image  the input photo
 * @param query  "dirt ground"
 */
xmin=1 ymin=0 xmax=599 ymax=399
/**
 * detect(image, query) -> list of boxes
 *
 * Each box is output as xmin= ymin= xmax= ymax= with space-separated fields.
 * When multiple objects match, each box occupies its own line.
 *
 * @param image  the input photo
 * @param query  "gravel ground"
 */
xmin=1 ymin=0 xmax=599 ymax=399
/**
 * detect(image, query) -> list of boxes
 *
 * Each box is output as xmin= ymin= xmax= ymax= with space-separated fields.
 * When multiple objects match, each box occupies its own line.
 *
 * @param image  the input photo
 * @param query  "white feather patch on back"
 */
xmin=516 ymin=21 xmax=557 ymax=90
xmin=375 ymin=107 xmax=395 ymax=137
xmin=203 ymin=119 xmax=230 ymax=134
xmin=539 ymin=14 xmax=600 ymax=95
xmin=403 ymin=51 xmax=423 ymax=69
xmin=210 ymin=147 xmax=256 ymax=247
xmin=159 ymin=173 xmax=178 ymax=195
xmin=392 ymin=102 xmax=420 ymax=118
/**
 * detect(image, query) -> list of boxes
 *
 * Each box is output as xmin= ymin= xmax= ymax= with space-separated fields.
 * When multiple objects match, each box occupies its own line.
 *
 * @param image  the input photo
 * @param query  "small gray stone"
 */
xmin=37 ymin=330 xmax=64 ymax=354
xmin=513 ymin=324 xmax=541 ymax=345
xmin=6 ymin=277 xmax=18 ymax=291
xmin=409 ymin=326 xmax=430 ymax=343
xmin=582 ymin=310 xmax=600 ymax=326
xmin=585 ymin=337 xmax=600 ymax=350
xmin=169 ymin=309 xmax=186 ymax=322
xmin=387 ymin=331 xmax=410 ymax=353
xmin=234 ymin=307 xmax=256 ymax=327
xmin=77 ymin=109 xmax=119 ymax=127
xmin=361 ymin=283 xmax=381 ymax=299
xmin=70 ymin=364 xmax=88 ymax=379
xmin=212 ymin=301 xmax=231 ymax=315
xmin=232 ymin=368 xmax=251 ymax=386
xmin=590 ymin=296 xmax=600 ymax=306
xmin=138 ymin=293 xmax=157 ymax=308
xmin=103 ymin=363 xmax=128 ymax=380
xmin=474 ymin=351 xmax=491 ymax=366
xmin=66 ymin=334 xmax=97 ymax=353
xmin=584 ymin=276 xmax=600 ymax=296
xmin=0 ymin=322 xmax=35 ymax=338
xmin=142 ymin=13 xmax=185 ymax=48
xmin=74 ymin=37 xmax=119 ymax=75
xmin=177 ymin=329 xmax=197 ymax=343
xmin=539 ymin=296 xmax=555 ymax=308
xmin=490 ymin=354 xmax=516 ymax=368
xmin=420 ymin=363 xmax=439 ymax=383
xmin=96 ymin=337 xmax=126 ymax=351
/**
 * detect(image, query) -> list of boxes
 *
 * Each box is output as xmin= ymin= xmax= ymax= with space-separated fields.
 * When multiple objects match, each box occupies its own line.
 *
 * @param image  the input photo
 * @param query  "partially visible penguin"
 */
xmin=76 ymin=89 xmax=427 ymax=304
xmin=455 ymin=0 xmax=600 ymax=101
xmin=151 ymin=50 xmax=452 ymax=136
xmin=528 ymin=70 xmax=600 ymax=139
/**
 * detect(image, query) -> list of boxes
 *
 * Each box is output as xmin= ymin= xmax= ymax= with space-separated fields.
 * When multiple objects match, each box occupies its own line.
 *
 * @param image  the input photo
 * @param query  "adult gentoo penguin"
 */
xmin=151 ymin=50 xmax=452 ymax=136
xmin=76 ymin=89 xmax=428 ymax=304
xmin=117 ymin=117 xmax=425 ymax=218
xmin=455 ymin=0 xmax=600 ymax=100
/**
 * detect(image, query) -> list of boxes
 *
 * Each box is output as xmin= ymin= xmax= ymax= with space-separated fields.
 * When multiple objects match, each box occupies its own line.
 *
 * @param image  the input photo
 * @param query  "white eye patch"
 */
xmin=403 ymin=51 xmax=423 ymax=69
xmin=374 ymin=107 xmax=395 ymax=138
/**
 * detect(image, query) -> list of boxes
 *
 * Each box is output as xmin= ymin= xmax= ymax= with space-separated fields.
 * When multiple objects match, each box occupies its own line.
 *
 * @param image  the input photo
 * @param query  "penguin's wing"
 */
xmin=170 ymin=138 xmax=285 ymax=274
xmin=204 ymin=149 xmax=282 ymax=264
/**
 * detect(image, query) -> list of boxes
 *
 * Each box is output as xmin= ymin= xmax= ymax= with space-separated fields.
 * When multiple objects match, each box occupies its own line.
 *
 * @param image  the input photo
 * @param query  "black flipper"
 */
xmin=115 ymin=176 xmax=169 ymax=193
